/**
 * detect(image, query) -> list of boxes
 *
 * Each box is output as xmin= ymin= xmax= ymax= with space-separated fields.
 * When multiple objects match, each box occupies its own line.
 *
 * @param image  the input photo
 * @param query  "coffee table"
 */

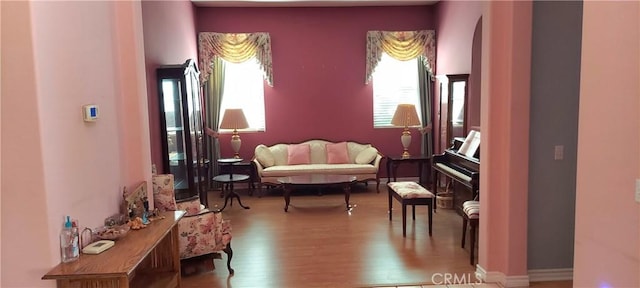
xmin=277 ymin=174 xmax=357 ymax=212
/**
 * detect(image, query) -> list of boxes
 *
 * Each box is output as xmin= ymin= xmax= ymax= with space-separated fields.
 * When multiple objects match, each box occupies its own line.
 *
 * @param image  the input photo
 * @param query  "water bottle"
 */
xmin=60 ymin=216 xmax=79 ymax=263
xmin=71 ymin=219 xmax=79 ymax=258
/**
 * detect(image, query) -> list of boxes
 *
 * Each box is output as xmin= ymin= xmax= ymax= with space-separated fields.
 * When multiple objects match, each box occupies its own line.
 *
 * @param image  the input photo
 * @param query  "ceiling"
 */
xmin=192 ymin=0 xmax=439 ymax=7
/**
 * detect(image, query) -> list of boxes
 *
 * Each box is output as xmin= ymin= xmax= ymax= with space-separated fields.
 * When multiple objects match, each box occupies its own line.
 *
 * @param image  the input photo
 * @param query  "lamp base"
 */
xmin=400 ymin=128 xmax=412 ymax=158
xmin=230 ymin=131 xmax=241 ymax=159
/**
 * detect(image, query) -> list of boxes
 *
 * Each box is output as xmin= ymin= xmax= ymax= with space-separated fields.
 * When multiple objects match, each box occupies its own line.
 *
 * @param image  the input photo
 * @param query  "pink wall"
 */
xmin=114 ymin=1 xmax=153 ymax=191
xmin=1 ymin=1 xmax=51 ymax=286
xmin=2 ymin=1 xmax=151 ymax=286
xmin=574 ymin=1 xmax=640 ymax=286
xmin=435 ymin=1 xmax=483 ymax=75
xmin=479 ymin=1 xmax=531 ymax=284
xmin=194 ymin=6 xmax=435 ymax=169
xmin=142 ymin=0 xmax=198 ymax=172
xmin=468 ymin=17 xmax=482 ymax=130
xmin=433 ymin=1 xmax=482 ymax=153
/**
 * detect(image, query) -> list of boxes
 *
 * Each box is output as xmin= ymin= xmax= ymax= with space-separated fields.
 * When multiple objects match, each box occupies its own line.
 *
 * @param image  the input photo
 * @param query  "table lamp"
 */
xmin=220 ymin=108 xmax=249 ymax=158
xmin=391 ymin=104 xmax=421 ymax=158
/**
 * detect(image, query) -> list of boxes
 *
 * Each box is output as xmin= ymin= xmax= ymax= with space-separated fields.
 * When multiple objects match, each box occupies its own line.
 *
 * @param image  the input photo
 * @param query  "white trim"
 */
xmin=476 ymin=265 xmax=530 ymax=287
xmin=476 ymin=264 xmax=505 ymax=284
xmin=528 ymin=268 xmax=573 ymax=282
xmin=504 ymin=275 xmax=530 ymax=287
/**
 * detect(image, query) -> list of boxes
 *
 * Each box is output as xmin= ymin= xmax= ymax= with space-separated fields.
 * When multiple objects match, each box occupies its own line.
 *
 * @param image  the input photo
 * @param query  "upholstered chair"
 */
xmin=152 ymin=174 xmax=234 ymax=274
xmin=462 ymin=200 xmax=480 ymax=266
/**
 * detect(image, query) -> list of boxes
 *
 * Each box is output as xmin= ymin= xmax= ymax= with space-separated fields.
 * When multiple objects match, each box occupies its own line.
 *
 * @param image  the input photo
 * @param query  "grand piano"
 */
xmin=432 ymin=134 xmax=480 ymax=214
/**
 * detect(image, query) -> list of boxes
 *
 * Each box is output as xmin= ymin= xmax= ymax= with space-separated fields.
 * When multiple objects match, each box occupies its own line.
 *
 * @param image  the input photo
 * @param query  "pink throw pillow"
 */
xmin=287 ymin=144 xmax=311 ymax=165
xmin=326 ymin=142 xmax=350 ymax=164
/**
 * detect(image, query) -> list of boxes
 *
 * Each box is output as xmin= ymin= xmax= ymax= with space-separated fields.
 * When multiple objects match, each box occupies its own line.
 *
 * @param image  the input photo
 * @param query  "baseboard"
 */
xmin=504 ymin=275 xmax=530 ymax=287
xmin=476 ymin=265 xmax=530 ymax=287
xmin=528 ymin=268 xmax=573 ymax=282
xmin=476 ymin=264 xmax=504 ymax=285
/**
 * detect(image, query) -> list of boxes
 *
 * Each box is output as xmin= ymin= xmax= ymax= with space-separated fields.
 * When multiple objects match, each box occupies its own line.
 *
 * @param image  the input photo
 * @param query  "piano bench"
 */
xmin=387 ymin=181 xmax=435 ymax=237
xmin=462 ymin=201 xmax=480 ymax=266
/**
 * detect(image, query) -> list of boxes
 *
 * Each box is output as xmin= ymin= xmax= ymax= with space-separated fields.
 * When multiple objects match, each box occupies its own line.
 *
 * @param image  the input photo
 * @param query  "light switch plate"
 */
xmin=554 ymin=145 xmax=564 ymax=160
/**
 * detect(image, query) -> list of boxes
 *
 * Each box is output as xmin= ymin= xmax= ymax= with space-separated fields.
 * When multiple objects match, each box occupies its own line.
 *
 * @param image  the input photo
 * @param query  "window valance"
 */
xmin=199 ymin=32 xmax=273 ymax=86
xmin=365 ymin=30 xmax=436 ymax=83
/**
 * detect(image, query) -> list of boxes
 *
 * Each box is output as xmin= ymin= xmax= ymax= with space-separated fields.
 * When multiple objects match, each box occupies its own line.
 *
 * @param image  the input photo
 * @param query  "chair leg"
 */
xmin=470 ymin=220 xmax=477 ymax=266
xmin=428 ymin=200 xmax=433 ymax=236
xmin=462 ymin=216 xmax=468 ymax=248
xmin=412 ymin=204 xmax=416 ymax=220
xmin=402 ymin=203 xmax=407 ymax=237
xmin=223 ymin=242 xmax=234 ymax=275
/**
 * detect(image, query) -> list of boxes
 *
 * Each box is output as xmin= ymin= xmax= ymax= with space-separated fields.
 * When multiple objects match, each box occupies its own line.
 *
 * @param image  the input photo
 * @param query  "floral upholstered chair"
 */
xmin=152 ymin=174 xmax=234 ymax=274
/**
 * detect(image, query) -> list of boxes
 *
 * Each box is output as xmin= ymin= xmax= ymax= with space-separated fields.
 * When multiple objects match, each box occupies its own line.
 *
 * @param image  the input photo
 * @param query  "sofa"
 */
xmin=252 ymin=139 xmax=383 ymax=193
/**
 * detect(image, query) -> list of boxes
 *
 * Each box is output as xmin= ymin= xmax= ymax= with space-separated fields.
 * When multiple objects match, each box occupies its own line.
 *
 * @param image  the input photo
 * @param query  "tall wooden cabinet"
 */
xmin=157 ymin=59 xmax=207 ymax=204
xmin=437 ymin=74 xmax=469 ymax=152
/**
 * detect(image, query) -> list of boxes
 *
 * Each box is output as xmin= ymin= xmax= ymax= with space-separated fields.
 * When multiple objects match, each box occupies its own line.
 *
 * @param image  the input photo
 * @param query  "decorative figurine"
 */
xmin=141 ymin=197 xmax=150 ymax=225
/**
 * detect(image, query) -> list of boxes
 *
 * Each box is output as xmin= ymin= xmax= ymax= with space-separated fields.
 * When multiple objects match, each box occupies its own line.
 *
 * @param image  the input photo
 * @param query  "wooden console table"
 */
xmin=42 ymin=210 xmax=185 ymax=288
xmin=386 ymin=154 xmax=432 ymax=186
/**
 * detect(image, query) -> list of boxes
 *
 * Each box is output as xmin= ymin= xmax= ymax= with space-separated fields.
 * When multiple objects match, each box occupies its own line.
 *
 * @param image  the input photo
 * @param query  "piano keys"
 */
xmin=432 ymin=135 xmax=480 ymax=214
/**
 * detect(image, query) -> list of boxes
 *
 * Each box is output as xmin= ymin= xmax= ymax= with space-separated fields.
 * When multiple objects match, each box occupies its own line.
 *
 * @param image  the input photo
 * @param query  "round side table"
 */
xmin=213 ymin=158 xmax=250 ymax=211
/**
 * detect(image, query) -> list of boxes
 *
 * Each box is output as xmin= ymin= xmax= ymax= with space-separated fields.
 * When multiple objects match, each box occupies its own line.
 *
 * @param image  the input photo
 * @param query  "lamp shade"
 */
xmin=220 ymin=108 xmax=249 ymax=130
xmin=391 ymin=104 xmax=421 ymax=127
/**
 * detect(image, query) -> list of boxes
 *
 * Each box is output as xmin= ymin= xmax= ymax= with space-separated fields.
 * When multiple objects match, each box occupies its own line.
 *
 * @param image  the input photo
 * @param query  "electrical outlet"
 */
xmin=554 ymin=145 xmax=564 ymax=160
xmin=635 ymin=179 xmax=640 ymax=203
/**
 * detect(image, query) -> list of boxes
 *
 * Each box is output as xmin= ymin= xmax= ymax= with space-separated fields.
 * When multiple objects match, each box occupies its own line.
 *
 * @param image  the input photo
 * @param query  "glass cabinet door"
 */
xmin=157 ymin=59 xmax=205 ymax=204
xmin=161 ymin=78 xmax=190 ymax=191
xmin=185 ymin=68 xmax=202 ymax=183
xmin=185 ymin=65 xmax=205 ymax=192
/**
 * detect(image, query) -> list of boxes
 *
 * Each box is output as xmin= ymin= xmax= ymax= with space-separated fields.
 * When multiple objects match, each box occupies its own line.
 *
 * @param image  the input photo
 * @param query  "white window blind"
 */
xmin=372 ymin=53 xmax=422 ymax=128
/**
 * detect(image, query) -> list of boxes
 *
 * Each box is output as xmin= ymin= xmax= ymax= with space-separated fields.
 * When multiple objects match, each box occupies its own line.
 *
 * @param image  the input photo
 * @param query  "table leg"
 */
xmin=343 ymin=184 xmax=351 ymax=211
xmin=391 ymin=162 xmax=399 ymax=182
xmin=283 ymin=185 xmax=291 ymax=212
xmin=214 ymin=180 xmax=251 ymax=212
xmin=229 ymin=181 xmax=250 ymax=210
xmin=217 ymin=190 xmax=231 ymax=212
xmin=229 ymin=181 xmax=234 ymax=207
xmin=386 ymin=158 xmax=391 ymax=183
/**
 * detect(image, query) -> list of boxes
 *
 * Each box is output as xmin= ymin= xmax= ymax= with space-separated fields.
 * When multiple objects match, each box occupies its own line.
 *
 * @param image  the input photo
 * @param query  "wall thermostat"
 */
xmin=82 ymin=240 xmax=114 ymax=254
xmin=83 ymin=105 xmax=99 ymax=122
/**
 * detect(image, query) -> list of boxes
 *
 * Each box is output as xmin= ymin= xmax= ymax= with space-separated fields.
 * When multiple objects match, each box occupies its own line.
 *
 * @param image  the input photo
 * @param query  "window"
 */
xmin=372 ymin=53 xmax=422 ymax=128
xmin=219 ymin=57 xmax=266 ymax=131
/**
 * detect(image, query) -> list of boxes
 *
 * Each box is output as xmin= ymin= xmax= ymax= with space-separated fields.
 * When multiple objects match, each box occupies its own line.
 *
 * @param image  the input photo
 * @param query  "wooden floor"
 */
xmin=181 ymin=183 xmax=571 ymax=288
